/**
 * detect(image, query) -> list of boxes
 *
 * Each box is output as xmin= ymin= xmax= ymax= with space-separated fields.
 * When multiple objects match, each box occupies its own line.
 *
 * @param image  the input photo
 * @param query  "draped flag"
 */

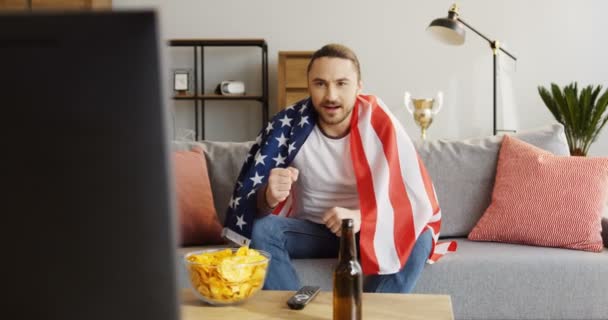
xmin=223 ymin=95 xmax=457 ymax=275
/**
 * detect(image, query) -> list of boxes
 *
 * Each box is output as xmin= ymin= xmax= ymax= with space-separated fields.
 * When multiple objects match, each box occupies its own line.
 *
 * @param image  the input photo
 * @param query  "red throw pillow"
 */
xmin=468 ymin=135 xmax=608 ymax=252
xmin=173 ymin=146 xmax=223 ymax=245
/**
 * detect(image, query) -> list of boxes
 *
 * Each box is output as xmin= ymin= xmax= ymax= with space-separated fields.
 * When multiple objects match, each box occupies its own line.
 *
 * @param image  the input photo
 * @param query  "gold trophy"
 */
xmin=404 ymin=91 xmax=443 ymax=140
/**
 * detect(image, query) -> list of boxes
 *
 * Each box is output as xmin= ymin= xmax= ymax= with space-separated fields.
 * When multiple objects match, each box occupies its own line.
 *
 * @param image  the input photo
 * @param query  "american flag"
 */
xmin=222 ymin=95 xmax=457 ymax=275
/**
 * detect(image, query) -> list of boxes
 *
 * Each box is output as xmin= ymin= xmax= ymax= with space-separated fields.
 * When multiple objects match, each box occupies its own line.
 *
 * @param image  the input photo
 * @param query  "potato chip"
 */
xmin=251 ymin=265 xmax=267 ymax=281
xmin=235 ymin=246 xmax=249 ymax=256
xmin=185 ymin=247 xmax=268 ymax=304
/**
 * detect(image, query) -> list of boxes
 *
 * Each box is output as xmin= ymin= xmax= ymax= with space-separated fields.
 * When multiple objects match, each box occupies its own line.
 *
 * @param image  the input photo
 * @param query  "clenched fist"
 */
xmin=265 ymin=167 xmax=299 ymax=208
xmin=322 ymin=207 xmax=361 ymax=236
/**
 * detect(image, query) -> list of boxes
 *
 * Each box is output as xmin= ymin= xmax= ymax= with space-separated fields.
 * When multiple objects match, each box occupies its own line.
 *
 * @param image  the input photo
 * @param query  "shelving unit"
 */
xmin=168 ymin=39 xmax=268 ymax=140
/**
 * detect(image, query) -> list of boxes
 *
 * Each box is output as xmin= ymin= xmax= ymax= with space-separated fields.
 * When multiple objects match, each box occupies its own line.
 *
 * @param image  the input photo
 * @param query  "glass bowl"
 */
xmin=184 ymin=247 xmax=271 ymax=305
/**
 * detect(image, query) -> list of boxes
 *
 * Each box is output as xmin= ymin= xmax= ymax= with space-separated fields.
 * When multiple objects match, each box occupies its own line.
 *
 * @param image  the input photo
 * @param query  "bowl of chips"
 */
xmin=184 ymin=247 xmax=271 ymax=305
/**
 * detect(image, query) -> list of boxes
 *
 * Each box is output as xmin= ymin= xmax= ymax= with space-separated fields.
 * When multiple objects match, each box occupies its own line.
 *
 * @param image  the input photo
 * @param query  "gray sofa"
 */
xmin=176 ymin=124 xmax=608 ymax=320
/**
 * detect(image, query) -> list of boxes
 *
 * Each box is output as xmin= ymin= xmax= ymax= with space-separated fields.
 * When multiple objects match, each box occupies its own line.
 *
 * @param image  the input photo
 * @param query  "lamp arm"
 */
xmin=456 ymin=17 xmax=517 ymax=61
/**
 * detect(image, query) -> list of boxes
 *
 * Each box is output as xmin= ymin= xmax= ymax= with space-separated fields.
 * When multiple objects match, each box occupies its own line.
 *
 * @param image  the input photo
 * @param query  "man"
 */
xmin=223 ymin=44 xmax=454 ymax=293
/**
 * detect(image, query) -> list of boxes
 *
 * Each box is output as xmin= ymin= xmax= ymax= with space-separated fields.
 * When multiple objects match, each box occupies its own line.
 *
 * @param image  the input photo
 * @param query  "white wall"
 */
xmin=115 ymin=0 xmax=608 ymax=156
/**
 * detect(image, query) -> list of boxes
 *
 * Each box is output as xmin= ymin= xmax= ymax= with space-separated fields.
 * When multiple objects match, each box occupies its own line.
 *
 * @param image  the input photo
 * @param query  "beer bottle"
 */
xmin=333 ymin=218 xmax=362 ymax=320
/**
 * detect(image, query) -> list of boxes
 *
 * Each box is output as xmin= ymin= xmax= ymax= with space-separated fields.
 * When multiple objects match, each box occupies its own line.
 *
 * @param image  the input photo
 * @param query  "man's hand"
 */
xmin=322 ymin=207 xmax=361 ymax=237
xmin=265 ymin=167 xmax=299 ymax=208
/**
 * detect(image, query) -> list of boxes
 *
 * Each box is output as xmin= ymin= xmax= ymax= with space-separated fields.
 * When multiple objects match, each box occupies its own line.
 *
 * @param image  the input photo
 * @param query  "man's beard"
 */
xmin=318 ymin=105 xmax=354 ymax=126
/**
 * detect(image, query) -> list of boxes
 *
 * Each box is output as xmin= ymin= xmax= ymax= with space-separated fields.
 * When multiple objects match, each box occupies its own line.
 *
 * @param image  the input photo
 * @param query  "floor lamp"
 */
xmin=427 ymin=4 xmax=517 ymax=135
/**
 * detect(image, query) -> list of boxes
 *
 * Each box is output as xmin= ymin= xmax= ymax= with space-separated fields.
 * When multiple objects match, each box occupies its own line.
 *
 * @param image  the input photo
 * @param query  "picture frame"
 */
xmin=173 ymin=69 xmax=192 ymax=94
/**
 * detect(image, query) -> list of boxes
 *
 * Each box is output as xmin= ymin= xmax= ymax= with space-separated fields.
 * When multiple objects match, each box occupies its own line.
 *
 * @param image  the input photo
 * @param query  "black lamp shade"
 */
xmin=427 ymin=17 xmax=465 ymax=45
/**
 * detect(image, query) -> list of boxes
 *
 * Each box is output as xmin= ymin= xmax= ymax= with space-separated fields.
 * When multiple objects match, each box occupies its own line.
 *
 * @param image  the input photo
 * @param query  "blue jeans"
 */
xmin=250 ymin=214 xmax=433 ymax=293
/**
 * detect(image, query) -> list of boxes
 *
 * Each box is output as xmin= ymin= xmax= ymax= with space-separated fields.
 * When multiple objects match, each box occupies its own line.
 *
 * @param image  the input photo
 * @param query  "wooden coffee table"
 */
xmin=181 ymin=289 xmax=454 ymax=320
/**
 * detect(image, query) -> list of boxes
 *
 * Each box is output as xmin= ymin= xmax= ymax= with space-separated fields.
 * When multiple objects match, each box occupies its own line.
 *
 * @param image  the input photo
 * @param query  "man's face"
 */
xmin=308 ymin=57 xmax=362 ymax=136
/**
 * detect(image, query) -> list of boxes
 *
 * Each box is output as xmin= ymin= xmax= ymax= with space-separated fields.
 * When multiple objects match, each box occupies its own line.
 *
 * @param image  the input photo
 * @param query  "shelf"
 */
xmin=173 ymin=94 xmax=264 ymax=101
xmin=168 ymin=39 xmax=266 ymax=47
xmin=168 ymin=38 xmax=269 ymax=140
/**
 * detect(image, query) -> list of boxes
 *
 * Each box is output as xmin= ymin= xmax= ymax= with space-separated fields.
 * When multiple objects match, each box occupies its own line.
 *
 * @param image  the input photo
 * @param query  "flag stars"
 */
xmin=255 ymin=133 xmax=262 ymax=146
xmin=236 ymin=214 xmax=247 ymax=230
xmin=265 ymin=122 xmax=274 ymax=134
xmin=298 ymin=116 xmax=310 ymax=128
xmin=250 ymin=171 xmax=264 ymax=187
xmin=273 ymin=154 xmax=287 ymax=166
xmin=275 ymin=133 xmax=288 ymax=147
xmin=254 ymin=151 xmax=267 ymax=166
xmin=246 ymin=189 xmax=256 ymax=199
xmin=288 ymin=142 xmax=297 ymax=154
xmin=229 ymin=196 xmax=241 ymax=209
xmin=279 ymin=115 xmax=293 ymax=127
xmin=299 ymin=103 xmax=308 ymax=114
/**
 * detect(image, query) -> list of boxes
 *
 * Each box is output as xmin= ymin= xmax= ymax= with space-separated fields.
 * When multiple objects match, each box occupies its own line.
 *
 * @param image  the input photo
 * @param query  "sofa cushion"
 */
xmin=173 ymin=144 xmax=223 ymax=245
xmin=200 ymin=140 xmax=255 ymax=225
xmin=413 ymin=238 xmax=608 ymax=320
xmin=468 ymin=136 xmax=608 ymax=252
xmin=415 ymin=124 xmax=570 ymax=238
xmin=173 ymin=140 xmax=254 ymax=228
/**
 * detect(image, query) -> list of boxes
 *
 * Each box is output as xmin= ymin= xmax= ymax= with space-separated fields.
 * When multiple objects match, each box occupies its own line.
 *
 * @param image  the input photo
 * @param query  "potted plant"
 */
xmin=538 ymin=82 xmax=608 ymax=156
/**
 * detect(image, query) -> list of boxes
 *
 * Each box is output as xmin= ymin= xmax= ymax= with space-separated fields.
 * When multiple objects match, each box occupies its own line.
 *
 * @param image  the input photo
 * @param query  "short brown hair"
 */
xmin=307 ymin=43 xmax=361 ymax=80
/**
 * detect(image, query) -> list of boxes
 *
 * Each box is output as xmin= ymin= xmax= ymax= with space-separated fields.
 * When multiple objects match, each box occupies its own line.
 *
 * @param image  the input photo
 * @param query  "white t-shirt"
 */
xmin=290 ymin=125 xmax=360 ymax=224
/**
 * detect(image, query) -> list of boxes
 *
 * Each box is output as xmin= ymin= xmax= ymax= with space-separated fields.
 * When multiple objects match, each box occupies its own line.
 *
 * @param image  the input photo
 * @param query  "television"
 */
xmin=0 ymin=11 xmax=179 ymax=320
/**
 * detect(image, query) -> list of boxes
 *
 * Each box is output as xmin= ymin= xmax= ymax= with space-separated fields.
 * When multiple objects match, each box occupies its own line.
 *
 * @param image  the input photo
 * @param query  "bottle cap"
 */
xmin=341 ymin=218 xmax=354 ymax=229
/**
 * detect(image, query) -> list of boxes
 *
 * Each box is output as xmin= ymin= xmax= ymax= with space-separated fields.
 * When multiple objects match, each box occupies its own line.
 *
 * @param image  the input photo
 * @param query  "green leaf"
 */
xmin=565 ymin=84 xmax=580 ymax=141
xmin=539 ymin=82 xmax=608 ymax=156
xmin=538 ymin=86 xmax=561 ymax=122
xmin=579 ymin=86 xmax=593 ymax=144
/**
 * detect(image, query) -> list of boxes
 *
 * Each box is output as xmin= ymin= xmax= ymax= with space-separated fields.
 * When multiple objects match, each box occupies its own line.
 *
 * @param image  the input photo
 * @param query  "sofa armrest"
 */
xmin=602 ymin=218 xmax=608 ymax=248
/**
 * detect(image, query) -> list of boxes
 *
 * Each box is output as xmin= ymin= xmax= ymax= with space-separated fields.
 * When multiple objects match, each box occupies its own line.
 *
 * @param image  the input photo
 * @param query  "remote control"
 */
xmin=286 ymin=285 xmax=321 ymax=310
